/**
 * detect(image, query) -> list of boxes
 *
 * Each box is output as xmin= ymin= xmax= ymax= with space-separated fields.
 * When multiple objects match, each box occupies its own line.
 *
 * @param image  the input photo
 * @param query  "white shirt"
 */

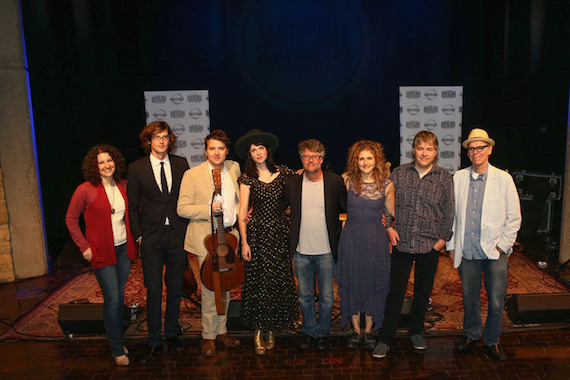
xmin=208 ymin=162 xmax=238 ymax=228
xmin=104 ymin=184 xmax=127 ymax=246
xmin=297 ymin=174 xmax=330 ymax=255
xmin=149 ymin=154 xmax=172 ymax=225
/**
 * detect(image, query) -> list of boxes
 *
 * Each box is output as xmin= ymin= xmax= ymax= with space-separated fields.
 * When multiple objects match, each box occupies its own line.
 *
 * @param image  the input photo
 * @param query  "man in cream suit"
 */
xmin=447 ymin=128 xmax=521 ymax=361
xmin=177 ymin=129 xmax=241 ymax=357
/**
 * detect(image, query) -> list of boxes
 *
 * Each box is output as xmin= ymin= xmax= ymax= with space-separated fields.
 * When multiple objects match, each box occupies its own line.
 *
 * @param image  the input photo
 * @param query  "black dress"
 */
xmin=238 ymin=166 xmax=299 ymax=330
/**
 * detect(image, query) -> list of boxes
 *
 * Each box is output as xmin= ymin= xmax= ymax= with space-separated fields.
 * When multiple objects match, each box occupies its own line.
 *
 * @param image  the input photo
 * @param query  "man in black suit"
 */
xmin=286 ymin=139 xmax=346 ymax=350
xmin=127 ymin=121 xmax=190 ymax=363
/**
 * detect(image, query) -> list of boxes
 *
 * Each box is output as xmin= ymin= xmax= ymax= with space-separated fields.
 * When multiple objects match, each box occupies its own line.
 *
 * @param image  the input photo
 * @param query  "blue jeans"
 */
xmin=458 ymin=252 xmax=509 ymax=345
xmin=93 ymin=243 xmax=131 ymax=357
xmin=293 ymin=252 xmax=334 ymax=338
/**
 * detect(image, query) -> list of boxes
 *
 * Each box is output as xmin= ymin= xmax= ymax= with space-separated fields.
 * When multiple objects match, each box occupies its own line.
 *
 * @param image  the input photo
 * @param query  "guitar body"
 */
xmin=200 ymin=232 xmax=244 ymax=292
xmin=199 ymin=168 xmax=245 ymax=315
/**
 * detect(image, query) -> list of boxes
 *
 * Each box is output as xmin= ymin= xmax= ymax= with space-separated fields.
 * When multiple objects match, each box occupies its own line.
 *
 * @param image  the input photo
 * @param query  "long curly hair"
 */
xmin=81 ymin=144 xmax=126 ymax=185
xmin=345 ymin=140 xmax=390 ymax=194
xmin=244 ymin=142 xmax=277 ymax=179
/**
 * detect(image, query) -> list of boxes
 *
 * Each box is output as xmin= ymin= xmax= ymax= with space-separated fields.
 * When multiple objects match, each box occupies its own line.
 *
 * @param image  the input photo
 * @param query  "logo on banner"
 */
xmin=406 ymin=105 xmax=420 ymax=115
xmin=441 ymin=135 xmax=454 ymax=145
xmin=191 ymin=154 xmax=206 ymax=163
xmin=187 ymin=94 xmax=202 ymax=102
xmin=405 ymin=151 xmax=413 ymax=158
xmin=188 ymin=108 xmax=202 ymax=119
xmin=441 ymin=120 xmax=455 ymax=129
xmin=442 ymin=164 xmax=455 ymax=172
xmin=153 ymin=109 xmax=167 ymax=120
xmin=174 ymin=140 xmax=187 ymax=149
xmin=170 ymin=93 xmax=184 ymax=105
xmin=441 ymin=90 xmax=456 ymax=99
xmin=189 ymin=124 xmax=204 ymax=133
xmin=190 ymin=138 xmax=204 ymax=149
xmin=234 ymin=0 xmax=366 ymax=111
xmin=151 ymin=95 xmax=167 ymax=104
xmin=440 ymin=150 xmax=455 ymax=159
xmin=406 ymin=90 xmax=421 ymax=99
xmin=442 ymin=104 xmax=456 ymax=115
xmin=172 ymin=124 xmax=185 ymax=136
xmin=423 ymin=105 xmax=438 ymax=114
xmin=406 ymin=121 xmax=420 ymax=129
xmin=423 ymin=119 xmax=437 ymax=130
xmin=424 ymin=89 xmax=437 ymax=100
xmin=406 ymin=136 xmax=415 ymax=145
xmin=170 ymin=110 xmax=185 ymax=118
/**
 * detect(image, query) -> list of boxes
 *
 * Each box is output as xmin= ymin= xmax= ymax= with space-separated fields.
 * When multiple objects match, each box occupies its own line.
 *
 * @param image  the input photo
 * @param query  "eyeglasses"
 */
xmin=301 ymin=154 xmax=322 ymax=161
xmin=467 ymin=145 xmax=489 ymax=153
xmin=152 ymin=135 xmax=170 ymax=141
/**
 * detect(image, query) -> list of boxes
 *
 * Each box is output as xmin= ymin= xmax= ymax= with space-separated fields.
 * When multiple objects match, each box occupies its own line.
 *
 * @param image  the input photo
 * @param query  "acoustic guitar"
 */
xmin=200 ymin=169 xmax=245 ymax=315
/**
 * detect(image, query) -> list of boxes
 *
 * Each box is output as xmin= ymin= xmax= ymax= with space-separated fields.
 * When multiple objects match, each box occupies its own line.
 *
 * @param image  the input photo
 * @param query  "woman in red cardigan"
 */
xmin=66 ymin=144 xmax=137 ymax=366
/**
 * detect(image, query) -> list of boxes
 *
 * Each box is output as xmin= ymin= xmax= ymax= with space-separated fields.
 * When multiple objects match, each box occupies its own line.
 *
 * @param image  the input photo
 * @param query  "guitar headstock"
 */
xmin=212 ymin=169 xmax=222 ymax=193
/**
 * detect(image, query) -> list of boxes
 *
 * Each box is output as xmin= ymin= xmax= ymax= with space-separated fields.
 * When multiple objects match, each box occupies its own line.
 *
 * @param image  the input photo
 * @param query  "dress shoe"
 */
xmin=254 ymin=329 xmax=266 ymax=355
xmin=139 ymin=345 xmax=162 ymax=364
xmin=201 ymin=339 xmax=216 ymax=357
xmin=485 ymin=344 xmax=506 ymax=361
xmin=456 ymin=336 xmax=480 ymax=353
xmin=167 ymin=336 xmax=183 ymax=352
xmin=315 ymin=336 xmax=329 ymax=350
xmin=217 ymin=332 xmax=241 ymax=347
xmin=299 ymin=334 xmax=313 ymax=349
xmin=265 ymin=330 xmax=275 ymax=351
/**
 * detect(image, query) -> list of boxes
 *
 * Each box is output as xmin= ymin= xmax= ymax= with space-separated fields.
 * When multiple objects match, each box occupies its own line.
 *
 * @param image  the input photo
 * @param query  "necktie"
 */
xmin=160 ymin=162 xmax=169 ymax=195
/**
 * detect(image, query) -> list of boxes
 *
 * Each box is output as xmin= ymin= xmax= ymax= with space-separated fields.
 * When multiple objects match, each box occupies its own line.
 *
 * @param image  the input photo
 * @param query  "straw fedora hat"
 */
xmin=235 ymin=129 xmax=279 ymax=160
xmin=462 ymin=128 xmax=495 ymax=149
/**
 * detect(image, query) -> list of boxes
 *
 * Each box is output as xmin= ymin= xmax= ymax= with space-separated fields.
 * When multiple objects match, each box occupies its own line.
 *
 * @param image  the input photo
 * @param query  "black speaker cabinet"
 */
xmin=506 ymin=293 xmax=570 ymax=324
xmin=58 ymin=303 xmax=131 ymax=336
xmin=226 ymin=300 xmax=251 ymax=332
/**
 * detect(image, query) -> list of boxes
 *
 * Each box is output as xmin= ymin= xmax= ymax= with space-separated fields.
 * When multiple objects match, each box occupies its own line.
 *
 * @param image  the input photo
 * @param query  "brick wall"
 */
xmin=0 ymin=166 xmax=15 ymax=283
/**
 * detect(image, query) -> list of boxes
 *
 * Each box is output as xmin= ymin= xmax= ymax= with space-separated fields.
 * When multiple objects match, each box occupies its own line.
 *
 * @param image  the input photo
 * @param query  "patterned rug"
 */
xmin=2 ymin=250 xmax=568 ymax=340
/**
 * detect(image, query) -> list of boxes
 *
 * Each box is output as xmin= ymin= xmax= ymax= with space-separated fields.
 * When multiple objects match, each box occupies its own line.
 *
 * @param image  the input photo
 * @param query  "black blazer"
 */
xmin=127 ymin=154 xmax=190 ymax=245
xmin=286 ymin=170 xmax=347 ymax=262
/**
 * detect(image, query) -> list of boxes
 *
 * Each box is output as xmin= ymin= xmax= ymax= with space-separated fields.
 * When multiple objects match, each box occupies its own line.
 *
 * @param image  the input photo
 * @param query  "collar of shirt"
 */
xmin=149 ymin=153 xmax=170 ymax=169
xmin=469 ymin=166 xmax=487 ymax=181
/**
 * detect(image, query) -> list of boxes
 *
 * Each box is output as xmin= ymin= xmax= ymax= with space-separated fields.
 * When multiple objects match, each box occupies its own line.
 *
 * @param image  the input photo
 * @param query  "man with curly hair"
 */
xmin=127 ymin=121 xmax=190 ymax=363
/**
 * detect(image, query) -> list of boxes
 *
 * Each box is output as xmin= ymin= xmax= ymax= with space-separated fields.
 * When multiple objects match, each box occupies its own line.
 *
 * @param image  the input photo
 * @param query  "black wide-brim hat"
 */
xmin=235 ymin=129 xmax=279 ymax=160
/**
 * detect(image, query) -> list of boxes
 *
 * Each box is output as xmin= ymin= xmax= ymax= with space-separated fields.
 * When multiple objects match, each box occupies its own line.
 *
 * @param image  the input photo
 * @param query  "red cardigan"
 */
xmin=65 ymin=179 xmax=137 ymax=269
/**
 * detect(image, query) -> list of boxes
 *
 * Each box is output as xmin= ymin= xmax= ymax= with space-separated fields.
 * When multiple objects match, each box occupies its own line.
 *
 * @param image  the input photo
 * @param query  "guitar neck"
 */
xmin=216 ymin=214 xmax=226 ymax=244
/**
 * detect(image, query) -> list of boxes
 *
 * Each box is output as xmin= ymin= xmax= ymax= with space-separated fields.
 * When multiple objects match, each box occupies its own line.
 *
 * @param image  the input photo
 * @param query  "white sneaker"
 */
xmin=410 ymin=334 xmax=426 ymax=350
xmin=372 ymin=342 xmax=390 ymax=358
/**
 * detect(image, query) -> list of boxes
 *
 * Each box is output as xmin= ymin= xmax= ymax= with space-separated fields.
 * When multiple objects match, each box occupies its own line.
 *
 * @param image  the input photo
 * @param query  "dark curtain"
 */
xmin=19 ymin=0 xmax=569 ymax=257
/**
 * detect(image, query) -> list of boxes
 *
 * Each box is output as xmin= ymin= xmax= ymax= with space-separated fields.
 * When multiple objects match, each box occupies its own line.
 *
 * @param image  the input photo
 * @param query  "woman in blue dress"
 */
xmin=336 ymin=140 xmax=395 ymax=349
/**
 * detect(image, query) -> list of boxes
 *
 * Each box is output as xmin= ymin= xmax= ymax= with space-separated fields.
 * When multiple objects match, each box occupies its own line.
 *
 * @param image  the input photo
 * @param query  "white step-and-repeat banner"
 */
xmin=399 ymin=86 xmax=463 ymax=173
xmin=144 ymin=90 xmax=210 ymax=168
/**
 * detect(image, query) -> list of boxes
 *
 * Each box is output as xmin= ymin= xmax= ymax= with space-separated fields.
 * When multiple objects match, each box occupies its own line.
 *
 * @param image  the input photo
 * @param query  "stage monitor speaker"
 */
xmin=506 ymin=293 xmax=570 ymax=324
xmin=226 ymin=300 xmax=251 ymax=332
xmin=58 ymin=303 xmax=131 ymax=337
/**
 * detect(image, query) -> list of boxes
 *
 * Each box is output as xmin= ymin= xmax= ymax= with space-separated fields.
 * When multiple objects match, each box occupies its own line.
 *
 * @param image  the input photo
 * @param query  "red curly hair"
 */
xmin=345 ymin=140 xmax=390 ymax=194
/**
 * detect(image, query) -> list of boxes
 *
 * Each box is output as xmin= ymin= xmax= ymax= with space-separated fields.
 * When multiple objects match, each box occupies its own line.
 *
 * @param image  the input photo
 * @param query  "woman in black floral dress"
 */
xmin=236 ymin=130 xmax=298 ymax=356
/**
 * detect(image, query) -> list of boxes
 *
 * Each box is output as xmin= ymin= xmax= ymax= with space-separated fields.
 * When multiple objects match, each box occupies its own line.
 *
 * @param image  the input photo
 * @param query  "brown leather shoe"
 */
xmin=201 ymin=339 xmax=215 ymax=356
xmin=217 ymin=332 xmax=241 ymax=347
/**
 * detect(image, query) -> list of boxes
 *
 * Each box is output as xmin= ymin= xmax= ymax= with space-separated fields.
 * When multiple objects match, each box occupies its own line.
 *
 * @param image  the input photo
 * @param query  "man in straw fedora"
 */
xmin=447 ymin=128 xmax=521 ymax=361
